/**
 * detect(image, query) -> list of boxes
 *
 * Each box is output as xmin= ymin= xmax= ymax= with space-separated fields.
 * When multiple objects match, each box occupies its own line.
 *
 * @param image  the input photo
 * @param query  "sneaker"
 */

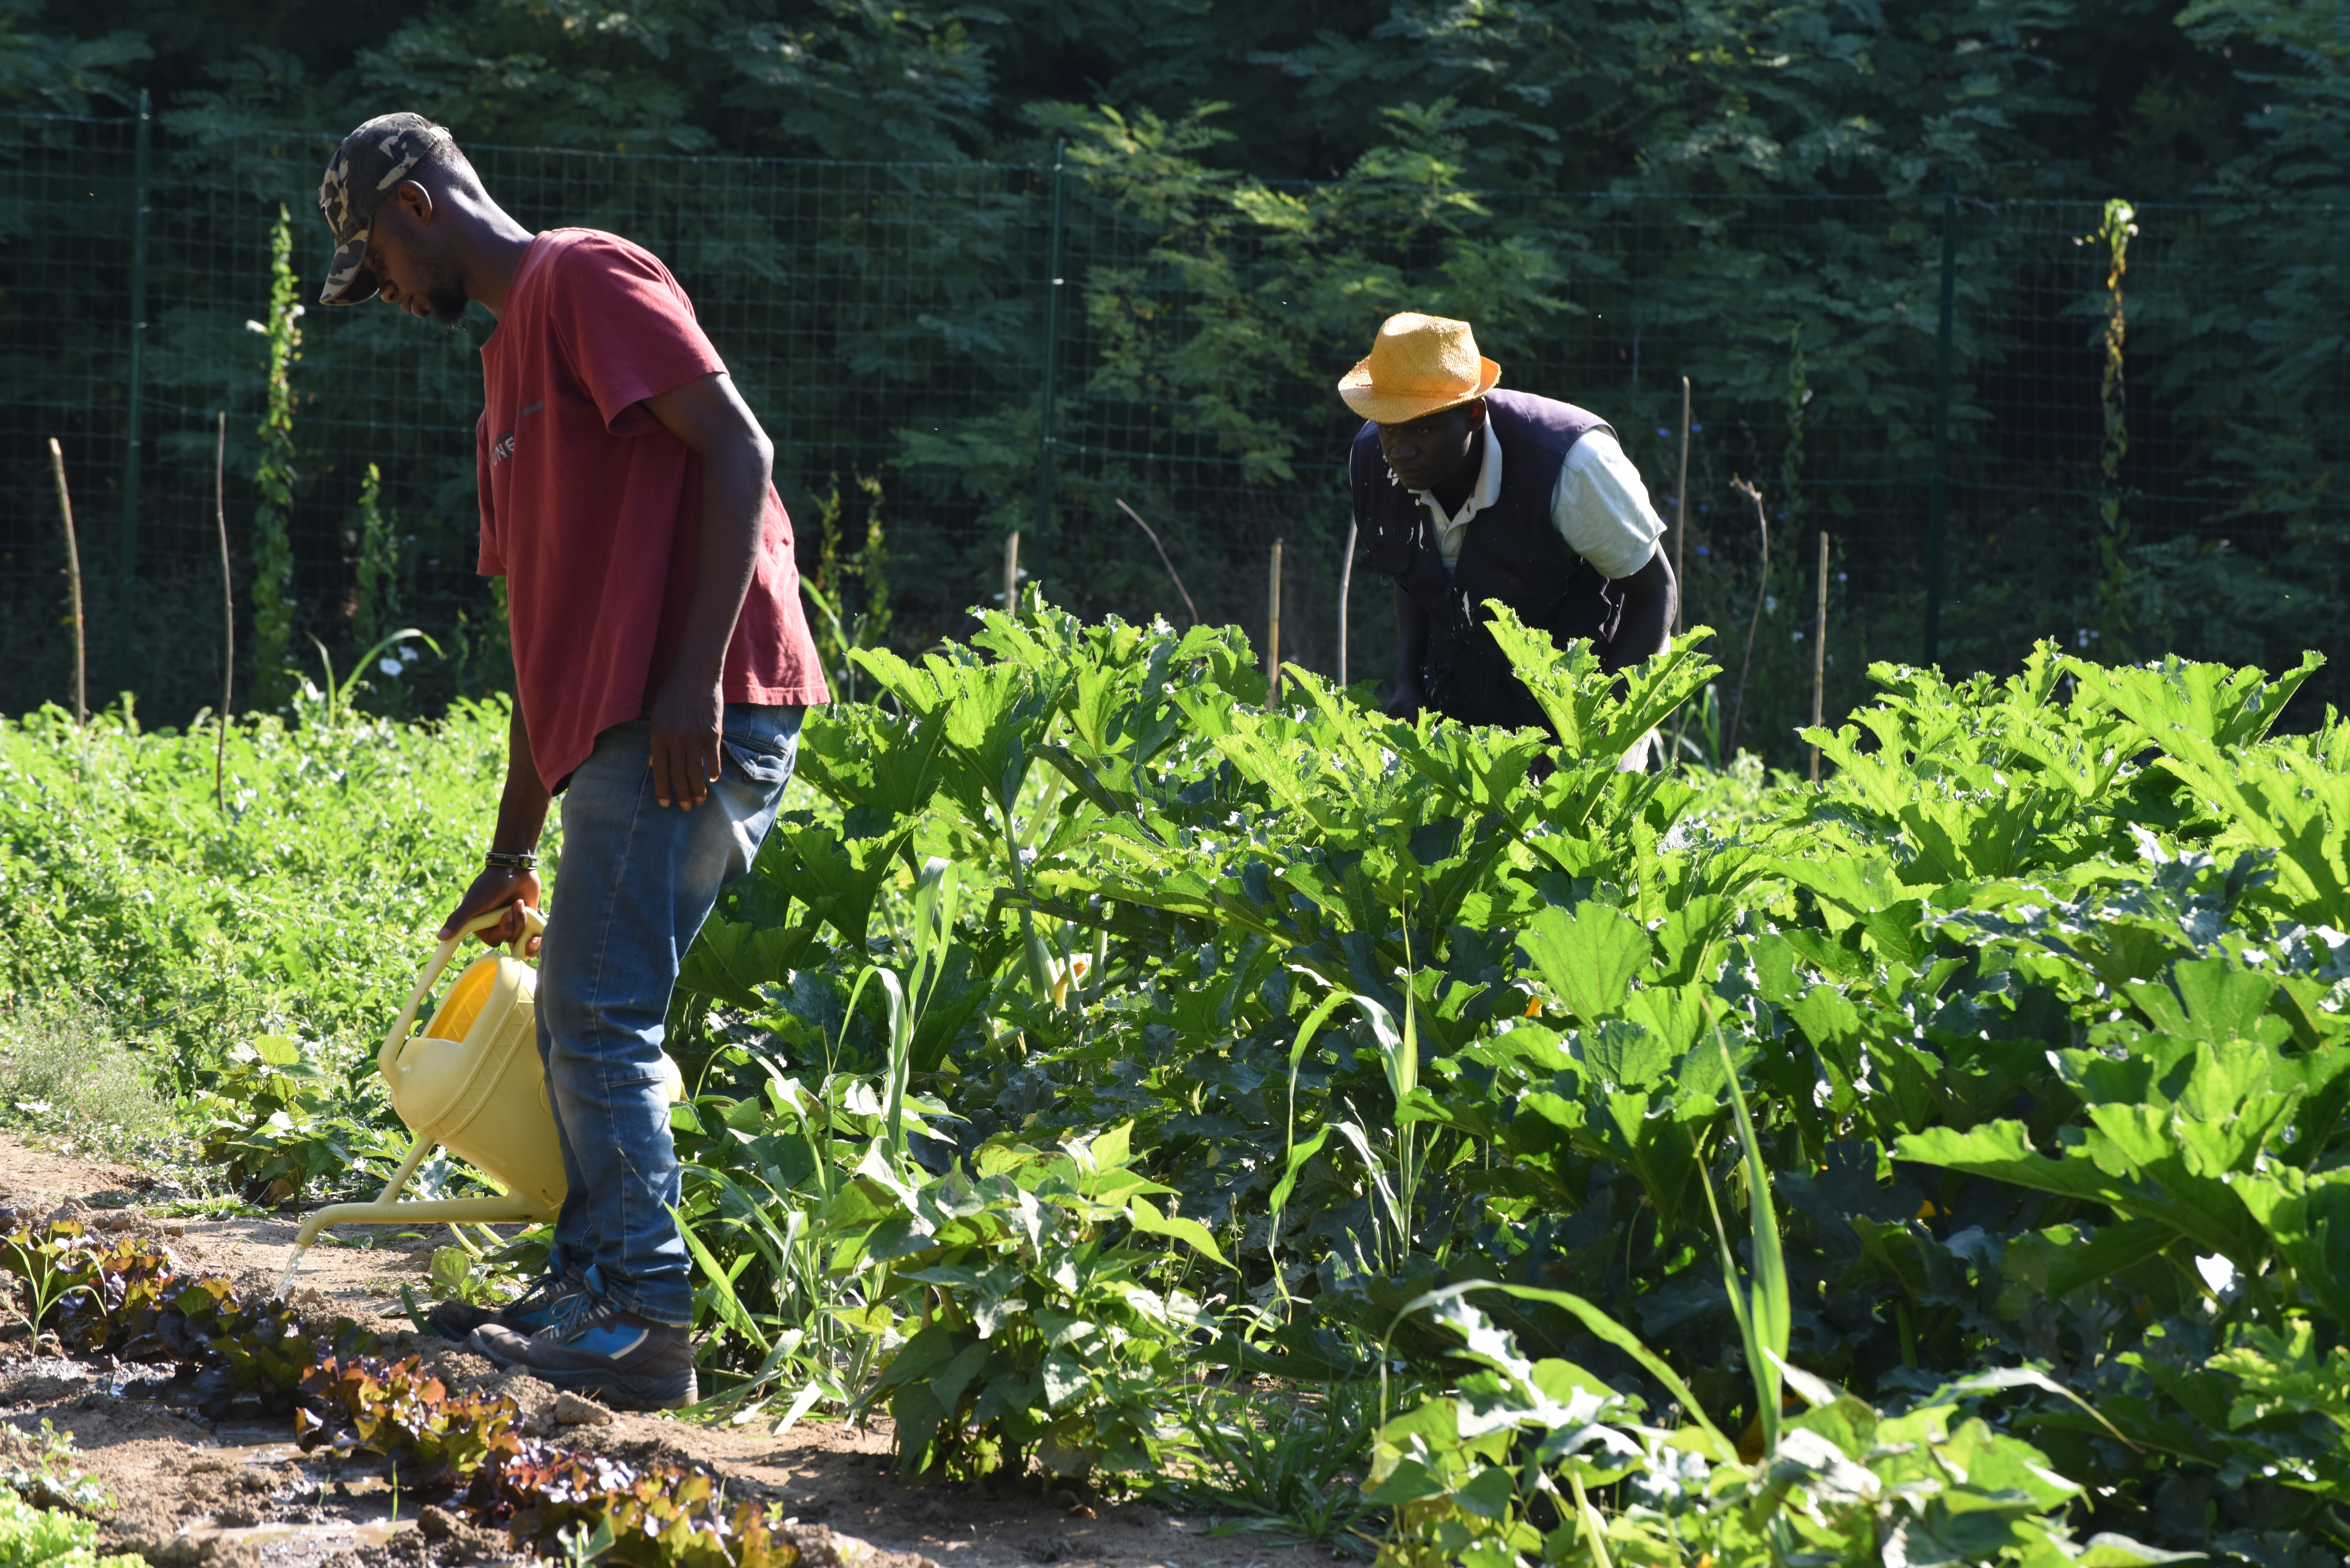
xmin=421 ymin=1271 xmax=580 ymax=1342
xmin=469 ymin=1295 xmax=697 ymax=1411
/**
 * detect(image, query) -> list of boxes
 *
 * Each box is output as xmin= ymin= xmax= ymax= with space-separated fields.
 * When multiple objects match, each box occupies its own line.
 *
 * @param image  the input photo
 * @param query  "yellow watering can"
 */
xmin=276 ymin=904 xmax=682 ymax=1296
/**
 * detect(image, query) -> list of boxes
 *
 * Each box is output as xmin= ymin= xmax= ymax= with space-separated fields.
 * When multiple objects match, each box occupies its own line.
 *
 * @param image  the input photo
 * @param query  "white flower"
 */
xmin=244 ymin=319 xmax=268 ymax=334
xmin=378 ymin=658 xmax=403 ymax=677
xmin=399 ymin=645 xmax=419 ymax=663
xmin=2195 ymin=1254 xmax=2238 ymax=1295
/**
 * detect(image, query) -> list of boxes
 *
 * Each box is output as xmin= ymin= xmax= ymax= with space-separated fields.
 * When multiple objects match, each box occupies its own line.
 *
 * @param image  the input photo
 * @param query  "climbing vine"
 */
xmin=2094 ymin=197 xmax=2136 ymax=642
xmin=351 ymin=462 xmax=398 ymax=653
xmin=251 ymin=204 xmax=302 ymax=710
xmin=804 ymin=472 xmax=891 ymax=702
xmin=1781 ymin=321 xmax=1808 ymax=533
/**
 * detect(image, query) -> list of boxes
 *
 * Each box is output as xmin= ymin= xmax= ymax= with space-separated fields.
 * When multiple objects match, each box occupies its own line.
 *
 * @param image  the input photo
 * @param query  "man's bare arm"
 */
xmin=641 ymin=371 xmax=774 ymax=810
xmin=1386 ymin=584 xmax=1430 ymax=718
xmin=438 ymin=695 xmax=550 ymax=948
xmin=1604 ymin=548 xmax=1678 ymax=673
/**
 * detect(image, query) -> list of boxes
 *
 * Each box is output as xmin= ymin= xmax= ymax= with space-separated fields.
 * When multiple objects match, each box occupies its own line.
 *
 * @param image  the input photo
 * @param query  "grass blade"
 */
xmin=1718 ymin=1026 xmax=1789 ymax=1453
xmin=673 ymin=1202 xmax=771 ymax=1355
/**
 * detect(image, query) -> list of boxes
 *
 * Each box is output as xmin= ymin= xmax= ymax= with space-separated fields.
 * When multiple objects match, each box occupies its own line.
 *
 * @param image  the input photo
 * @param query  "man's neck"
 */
xmin=456 ymin=202 xmax=540 ymax=320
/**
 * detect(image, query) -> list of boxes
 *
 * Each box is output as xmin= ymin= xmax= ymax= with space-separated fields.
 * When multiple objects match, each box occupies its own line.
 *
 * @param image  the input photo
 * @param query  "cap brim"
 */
xmin=318 ymin=233 xmax=380 ymax=305
xmin=1338 ymin=356 xmax=1503 ymax=424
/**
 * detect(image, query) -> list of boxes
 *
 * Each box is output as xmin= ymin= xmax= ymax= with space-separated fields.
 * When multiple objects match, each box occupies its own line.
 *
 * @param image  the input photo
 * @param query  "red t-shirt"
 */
xmin=476 ymin=228 xmax=830 ymax=790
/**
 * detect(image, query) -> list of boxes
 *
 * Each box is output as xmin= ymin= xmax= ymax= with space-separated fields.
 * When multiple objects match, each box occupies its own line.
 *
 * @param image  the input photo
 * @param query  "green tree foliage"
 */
xmin=0 ymin=0 xmax=144 ymax=112
xmin=0 ymin=0 xmax=2343 ymax=748
xmin=9 ymin=0 xmax=2279 ymax=204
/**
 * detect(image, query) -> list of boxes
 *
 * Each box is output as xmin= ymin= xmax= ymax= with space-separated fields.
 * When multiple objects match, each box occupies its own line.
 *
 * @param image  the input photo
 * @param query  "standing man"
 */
xmin=1340 ymin=313 xmax=1677 ymax=758
xmin=316 ymin=113 xmax=829 ymax=1408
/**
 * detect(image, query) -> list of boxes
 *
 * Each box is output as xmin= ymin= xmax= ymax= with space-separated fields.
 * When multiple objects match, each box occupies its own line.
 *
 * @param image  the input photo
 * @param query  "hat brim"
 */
xmin=318 ymin=232 xmax=381 ymax=306
xmin=1337 ymin=355 xmax=1502 ymax=424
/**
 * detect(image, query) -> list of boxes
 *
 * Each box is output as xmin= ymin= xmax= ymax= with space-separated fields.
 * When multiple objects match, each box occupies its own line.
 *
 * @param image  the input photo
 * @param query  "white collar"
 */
xmin=1411 ymin=422 xmax=1503 ymax=530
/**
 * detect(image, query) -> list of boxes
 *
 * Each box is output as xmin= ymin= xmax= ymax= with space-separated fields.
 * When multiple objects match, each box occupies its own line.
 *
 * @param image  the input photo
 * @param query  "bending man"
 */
xmin=315 ymin=113 xmax=829 ymax=1407
xmin=1341 ymin=313 xmax=1677 ymax=759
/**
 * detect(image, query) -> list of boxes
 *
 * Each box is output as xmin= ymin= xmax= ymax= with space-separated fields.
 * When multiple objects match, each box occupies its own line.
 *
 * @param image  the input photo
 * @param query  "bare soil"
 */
xmin=0 ymin=1135 xmax=1349 ymax=1568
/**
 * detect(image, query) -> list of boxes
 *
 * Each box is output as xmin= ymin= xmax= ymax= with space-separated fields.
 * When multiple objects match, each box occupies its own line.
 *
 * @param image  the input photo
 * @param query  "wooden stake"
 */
xmin=1002 ymin=530 xmax=1020 ymax=617
xmin=214 ymin=412 xmax=234 ymax=811
xmin=1727 ymin=477 xmax=1769 ymax=759
xmin=1674 ymin=375 xmax=1691 ymax=634
xmin=1336 ymin=520 xmax=1357 ymax=689
xmin=47 ymin=438 xmax=86 ymax=726
xmin=1811 ymin=531 xmax=1830 ymax=785
xmin=1666 ymin=377 xmax=1695 ymax=766
xmin=1266 ymin=537 xmax=1284 ymax=703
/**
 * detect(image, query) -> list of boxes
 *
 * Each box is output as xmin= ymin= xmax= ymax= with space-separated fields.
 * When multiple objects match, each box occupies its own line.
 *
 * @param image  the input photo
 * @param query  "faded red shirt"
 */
xmin=476 ymin=228 xmax=829 ymax=790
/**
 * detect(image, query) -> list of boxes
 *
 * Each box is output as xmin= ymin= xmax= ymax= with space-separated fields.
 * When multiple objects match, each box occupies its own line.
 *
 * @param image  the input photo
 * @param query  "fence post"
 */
xmin=1034 ymin=140 xmax=1067 ymax=549
xmin=120 ymin=88 xmax=152 ymax=602
xmin=1811 ymin=530 xmax=1829 ymax=783
xmin=1925 ymin=168 xmax=1956 ymax=666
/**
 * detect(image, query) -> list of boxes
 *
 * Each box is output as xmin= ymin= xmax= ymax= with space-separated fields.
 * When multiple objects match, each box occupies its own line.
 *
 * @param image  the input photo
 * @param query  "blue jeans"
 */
xmin=536 ymin=704 xmax=800 ymax=1325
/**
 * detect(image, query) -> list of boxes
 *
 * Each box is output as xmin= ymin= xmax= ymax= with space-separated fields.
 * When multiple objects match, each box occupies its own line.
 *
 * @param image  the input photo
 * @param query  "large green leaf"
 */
xmin=1482 ymin=613 xmax=1718 ymax=763
xmin=1519 ymin=902 xmax=1651 ymax=1023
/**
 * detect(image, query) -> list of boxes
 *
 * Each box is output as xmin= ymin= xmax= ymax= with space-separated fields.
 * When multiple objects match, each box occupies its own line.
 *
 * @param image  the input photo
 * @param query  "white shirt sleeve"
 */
xmin=1550 ymin=429 xmax=1665 ymax=581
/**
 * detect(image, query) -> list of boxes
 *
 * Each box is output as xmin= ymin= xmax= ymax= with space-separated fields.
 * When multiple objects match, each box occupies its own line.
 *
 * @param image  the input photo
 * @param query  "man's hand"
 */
xmin=1603 ymin=548 xmax=1679 ymax=673
xmin=443 ymin=700 xmax=550 ymax=953
xmin=648 ymin=669 xmax=725 ymax=809
xmin=438 ymin=865 xmax=543 ymax=954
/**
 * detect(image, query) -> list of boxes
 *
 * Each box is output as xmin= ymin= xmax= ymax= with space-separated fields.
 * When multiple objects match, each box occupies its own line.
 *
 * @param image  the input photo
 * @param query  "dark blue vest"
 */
xmin=1350 ymin=389 xmax=1625 ymax=727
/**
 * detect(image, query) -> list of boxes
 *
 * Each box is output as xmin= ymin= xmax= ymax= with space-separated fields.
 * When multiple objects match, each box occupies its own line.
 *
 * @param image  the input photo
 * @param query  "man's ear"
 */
xmin=1464 ymin=398 xmax=1489 ymax=428
xmin=393 ymin=179 xmax=436 ymax=227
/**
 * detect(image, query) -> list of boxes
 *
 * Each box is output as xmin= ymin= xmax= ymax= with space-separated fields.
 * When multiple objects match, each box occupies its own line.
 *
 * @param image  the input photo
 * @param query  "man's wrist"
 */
xmin=484 ymin=848 xmax=538 ymax=871
xmin=660 ymin=650 xmax=728 ymax=690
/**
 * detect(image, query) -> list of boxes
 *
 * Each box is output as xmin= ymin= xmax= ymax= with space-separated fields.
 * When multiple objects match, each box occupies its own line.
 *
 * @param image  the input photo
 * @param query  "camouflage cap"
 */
xmin=317 ymin=112 xmax=454 ymax=305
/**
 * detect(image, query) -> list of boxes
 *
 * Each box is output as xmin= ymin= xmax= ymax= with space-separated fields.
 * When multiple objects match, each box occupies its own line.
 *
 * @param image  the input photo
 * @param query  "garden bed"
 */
xmin=0 ymin=1135 xmax=1313 ymax=1568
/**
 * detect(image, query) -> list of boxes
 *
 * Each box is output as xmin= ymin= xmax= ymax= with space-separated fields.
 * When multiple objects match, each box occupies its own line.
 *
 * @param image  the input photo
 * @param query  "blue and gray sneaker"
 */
xmin=422 ymin=1270 xmax=580 ymax=1342
xmin=469 ymin=1294 xmax=696 ymax=1411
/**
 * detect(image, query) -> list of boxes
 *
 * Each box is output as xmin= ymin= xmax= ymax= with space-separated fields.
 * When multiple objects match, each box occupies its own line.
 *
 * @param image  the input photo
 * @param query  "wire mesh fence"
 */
xmin=3 ymin=109 xmax=2341 ymax=761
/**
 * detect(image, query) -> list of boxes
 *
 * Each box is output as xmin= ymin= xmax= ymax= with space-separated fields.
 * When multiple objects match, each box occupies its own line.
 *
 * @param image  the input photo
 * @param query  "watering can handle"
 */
xmin=378 ymin=904 xmax=548 ymax=1081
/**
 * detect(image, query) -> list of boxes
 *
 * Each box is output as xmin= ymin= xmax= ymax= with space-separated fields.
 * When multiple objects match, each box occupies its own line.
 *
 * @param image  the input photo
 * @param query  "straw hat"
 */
xmin=1337 ymin=313 xmax=1502 ymax=424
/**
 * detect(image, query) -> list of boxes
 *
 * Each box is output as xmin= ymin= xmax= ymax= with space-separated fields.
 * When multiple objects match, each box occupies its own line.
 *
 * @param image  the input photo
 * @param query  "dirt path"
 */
xmin=0 ymin=1135 xmax=1351 ymax=1568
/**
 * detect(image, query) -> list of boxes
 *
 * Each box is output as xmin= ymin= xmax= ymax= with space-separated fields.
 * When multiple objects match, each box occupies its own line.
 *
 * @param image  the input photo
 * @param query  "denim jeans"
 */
xmin=536 ymin=704 xmax=801 ymax=1325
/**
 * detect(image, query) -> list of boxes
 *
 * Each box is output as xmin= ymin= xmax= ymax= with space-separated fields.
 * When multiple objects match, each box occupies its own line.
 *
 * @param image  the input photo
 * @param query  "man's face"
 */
xmin=365 ymin=185 xmax=468 ymax=328
xmin=1375 ymin=402 xmax=1484 ymax=492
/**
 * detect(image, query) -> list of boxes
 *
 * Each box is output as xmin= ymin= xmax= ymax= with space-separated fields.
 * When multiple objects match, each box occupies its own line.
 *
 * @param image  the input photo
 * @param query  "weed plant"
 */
xmin=0 ymin=679 xmax=611 ymax=1195
xmin=1149 ymin=1379 xmax=1382 ymax=1551
xmin=0 ymin=998 xmax=174 ymax=1163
